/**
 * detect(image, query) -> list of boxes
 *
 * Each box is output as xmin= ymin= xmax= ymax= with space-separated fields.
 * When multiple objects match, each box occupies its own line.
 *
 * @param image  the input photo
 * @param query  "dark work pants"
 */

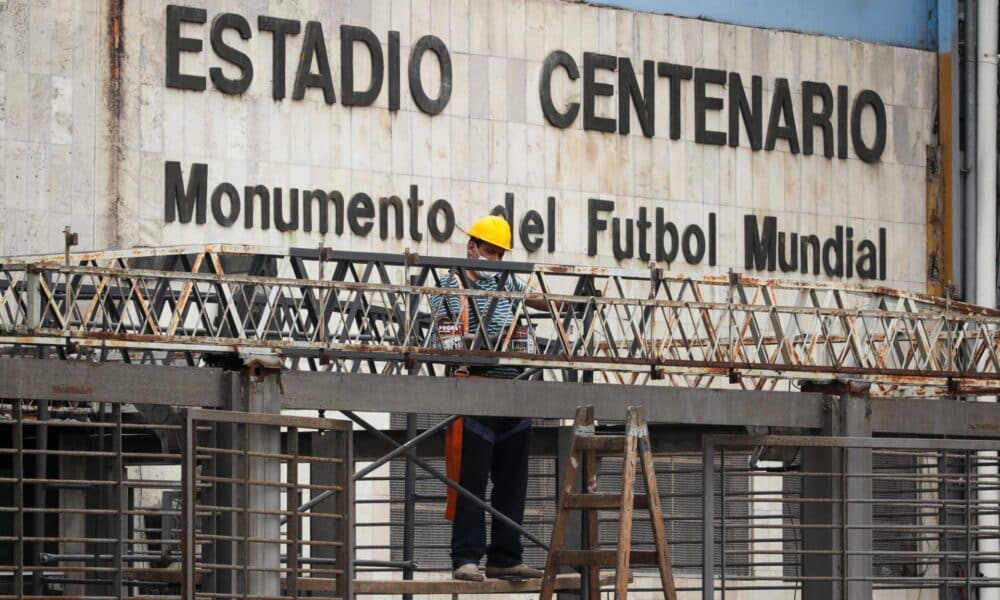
xmin=450 ymin=416 xmax=532 ymax=568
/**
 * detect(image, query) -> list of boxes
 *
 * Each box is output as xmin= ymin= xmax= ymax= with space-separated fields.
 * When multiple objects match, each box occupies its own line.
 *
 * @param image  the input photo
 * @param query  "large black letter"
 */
xmin=694 ymin=68 xmax=726 ymax=145
xmin=379 ymin=196 xmax=405 ymax=239
xmin=293 ymin=21 xmax=336 ymax=104
xmin=427 ymin=199 xmax=455 ymax=241
xmin=656 ymin=208 xmax=680 ymax=263
xmin=164 ymin=161 xmax=207 ymax=224
xmin=802 ymin=81 xmax=834 ymax=157
xmin=165 ymin=5 xmax=206 ymax=91
xmin=539 ymin=50 xmax=580 ymax=129
xmin=210 ymin=13 xmax=253 ymax=94
xmin=274 ymin=189 xmax=299 ymax=232
xmin=341 ymin=25 xmax=384 ymax=106
xmin=618 ymin=58 xmax=655 ymax=136
xmin=657 ymin=62 xmax=693 ymax=140
xmin=211 ymin=183 xmax=241 ymax=226
xmin=744 ymin=215 xmax=777 ymax=271
xmin=409 ymin=35 xmax=452 ymax=115
xmin=837 ymin=85 xmax=849 ymax=159
xmin=583 ymin=53 xmax=616 ymax=133
xmin=728 ymin=72 xmax=762 ymax=149
xmin=258 ymin=16 xmax=301 ymax=100
xmin=388 ymin=31 xmax=401 ymax=110
xmin=764 ymin=78 xmax=800 ymax=154
xmin=407 ymin=185 xmax=424 ymax=241
xmin=520 ymin=210 xmax=545 ymax=252
xmin=303 ymin=189 xmax=343 ymax=234
xmin=850 ymin=89 xmax=886 ymax=163
xmin=348 ymin=193 xmax=375 ymax=236
xmin=244 ymin=185 xmax=270 ymax=229
xmin=587 ymin=198 xmax=614 ymax=256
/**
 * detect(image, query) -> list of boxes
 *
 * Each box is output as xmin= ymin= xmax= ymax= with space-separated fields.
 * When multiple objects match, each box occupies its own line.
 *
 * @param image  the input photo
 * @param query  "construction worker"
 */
xmin=430 ymin=214 xmax=547 ymax=582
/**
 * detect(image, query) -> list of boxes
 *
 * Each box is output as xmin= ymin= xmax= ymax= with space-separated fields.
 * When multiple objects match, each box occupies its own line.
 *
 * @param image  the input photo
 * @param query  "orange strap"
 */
xmin=444 ymin=275 xmax=472 ymax=521
xmin=444 ymin=417 xmax=464 ymax=521
xmin=455 ymin=276 xmax=469 ymax=334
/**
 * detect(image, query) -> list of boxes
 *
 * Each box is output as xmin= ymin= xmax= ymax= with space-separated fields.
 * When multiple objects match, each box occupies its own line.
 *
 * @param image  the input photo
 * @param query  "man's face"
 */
xmin=467 ymin=239 xmax=505 ymax=261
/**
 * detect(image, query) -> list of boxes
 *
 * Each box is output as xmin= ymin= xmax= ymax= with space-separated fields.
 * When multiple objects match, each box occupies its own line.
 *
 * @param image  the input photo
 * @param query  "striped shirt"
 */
xmin=431 ymin=271 xmax=526 ymax=379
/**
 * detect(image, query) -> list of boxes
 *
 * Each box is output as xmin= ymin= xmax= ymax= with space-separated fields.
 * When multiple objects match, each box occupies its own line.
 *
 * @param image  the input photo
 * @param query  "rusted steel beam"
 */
xmin=4 ymin=246 xmax=1000 ymax=395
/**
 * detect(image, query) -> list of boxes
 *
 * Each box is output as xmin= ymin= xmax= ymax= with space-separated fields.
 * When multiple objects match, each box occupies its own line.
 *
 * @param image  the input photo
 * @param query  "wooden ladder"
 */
xmin=539 ymin=406 xmax=678 ymax=600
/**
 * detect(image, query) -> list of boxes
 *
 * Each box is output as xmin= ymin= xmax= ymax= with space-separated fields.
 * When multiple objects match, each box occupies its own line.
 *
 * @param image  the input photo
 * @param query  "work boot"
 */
xmin=485 ymin=564 xmax=544 ymax=580
xmin=453 ymin=563 xmax=486 ymax=582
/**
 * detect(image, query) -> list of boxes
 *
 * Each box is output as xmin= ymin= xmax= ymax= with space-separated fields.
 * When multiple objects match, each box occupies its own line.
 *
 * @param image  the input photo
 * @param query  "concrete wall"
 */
xmin=1 ymin=0 xmax=936 ymax=293
xmin=0 ymin=1 xmax=113 ymax=259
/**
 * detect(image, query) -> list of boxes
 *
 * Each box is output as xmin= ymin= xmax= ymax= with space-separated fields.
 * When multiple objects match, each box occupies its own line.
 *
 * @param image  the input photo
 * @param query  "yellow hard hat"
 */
xmin=466 ymin=215 xmax=512 ymax=251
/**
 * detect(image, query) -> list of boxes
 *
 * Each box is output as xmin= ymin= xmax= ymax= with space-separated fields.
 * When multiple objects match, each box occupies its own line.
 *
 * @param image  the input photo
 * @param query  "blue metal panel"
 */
xmin=590 ymin=0 xmax=938 ymax=50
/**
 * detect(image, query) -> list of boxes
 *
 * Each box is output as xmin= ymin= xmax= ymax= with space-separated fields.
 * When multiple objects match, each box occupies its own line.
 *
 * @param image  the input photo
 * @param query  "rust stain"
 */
xmin=929 ymin=52 xmax=954 ymax=297
xmin=105 ymin=0 xmax=125 ymax=248
xmin=112 ymin=15 xmax=122 ymax=79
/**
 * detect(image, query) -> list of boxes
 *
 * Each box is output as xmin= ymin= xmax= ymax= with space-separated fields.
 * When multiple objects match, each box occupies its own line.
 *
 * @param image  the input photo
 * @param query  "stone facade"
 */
xmin=1 ymin=0 xmax=935 ymax=292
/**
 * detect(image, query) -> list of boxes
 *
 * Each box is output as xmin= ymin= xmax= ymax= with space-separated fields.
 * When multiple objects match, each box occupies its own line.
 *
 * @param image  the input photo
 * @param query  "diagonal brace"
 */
xmin=342 ymin=410 xmax=550 ymax=551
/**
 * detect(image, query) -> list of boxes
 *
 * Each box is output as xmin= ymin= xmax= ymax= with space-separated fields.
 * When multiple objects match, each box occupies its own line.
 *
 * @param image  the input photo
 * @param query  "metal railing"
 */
xmin=702 ymin=435 xmax=1000 ymax=599
xmin=0 ymin=399 xmax=354 ymax=600
xmin=1 ymin=244 xmax=999 ymax=396
xmin=182 ymin=409 xmax=354 ymax=599
xmin=0 ymin=398 xmax=187 ymax=598
xmin=2 ymin=398 xmax=1000 ymax=598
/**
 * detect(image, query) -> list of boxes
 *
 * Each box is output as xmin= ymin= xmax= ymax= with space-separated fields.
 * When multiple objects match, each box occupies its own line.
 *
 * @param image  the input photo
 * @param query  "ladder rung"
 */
xmin=553 ymin=550 xmax=659 ymax=566
xmin=574 ymin=435 xmax=625 ymax=453
xmin=562 ymin=493 xmax=649 ymax=510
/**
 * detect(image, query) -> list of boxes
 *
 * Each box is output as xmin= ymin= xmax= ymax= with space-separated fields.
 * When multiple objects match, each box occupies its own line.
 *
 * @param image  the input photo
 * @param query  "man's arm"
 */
xmin=524 ymin=294 xmax=548 ymax=311
xmin=504 ymin=275 xmax=548 ymax=311
xmin=430 ymin=273 xmax=462 ymax=320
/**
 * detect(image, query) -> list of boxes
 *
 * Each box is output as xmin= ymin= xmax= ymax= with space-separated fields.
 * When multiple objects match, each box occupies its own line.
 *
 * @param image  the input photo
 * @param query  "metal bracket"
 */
xmin=243 ymin=356 xmax=285 ymax=394
xmin=62 ymin=226 xmax=78 ymax=266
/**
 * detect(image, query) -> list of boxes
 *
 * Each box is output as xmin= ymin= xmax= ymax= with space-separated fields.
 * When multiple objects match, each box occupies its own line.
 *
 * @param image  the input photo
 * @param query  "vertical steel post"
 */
xmin=14 ymin=400 xmax=24 ymax=600
xmin=938 ymin=451 xmax=951 ymax=599
xmin=212 ymin=372 xmax=240 ymax=596
xmin=337 ymin=426 xmax=355 ymax=600
xmin=841 ymin=446 xmax=848 ymax=600
xmin=182 ymin=409 xmax=196 ymax=600
xmin=202 ymin=410 xmax=218 ymax=596
xmin=966 ymin=450 xmax=973 ymax=598
xmin=112 ymin=403 xmax=124 ymax=599
xmin=720 ymin=446 xmax=727 ymax=599
xmin=241 ymin=419 xmax=250 ymax=600
xmin=30 ymin=399 xmax=48 ymax=596
xmin=702 ymin=436 xmax=715 ymax=600
xmin=287 ymin=427 xmax=300 ymax=598
xmin=402 ymin=262 xmax=418 ymax=597
xmin=402 ymin=413 xmax=417 ymax=600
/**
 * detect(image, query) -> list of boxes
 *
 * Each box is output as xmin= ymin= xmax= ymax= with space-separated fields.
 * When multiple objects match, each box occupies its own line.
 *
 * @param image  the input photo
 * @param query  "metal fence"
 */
xmin=182 ymin=409 xmax=353 ymax=599
xmin=702 ymin=435 xmax=1000 ymax=599
xmin=0 ymin=399 xmax=353 ymax=600
xmin=3 ymin=397 xmax=1000 ymax=599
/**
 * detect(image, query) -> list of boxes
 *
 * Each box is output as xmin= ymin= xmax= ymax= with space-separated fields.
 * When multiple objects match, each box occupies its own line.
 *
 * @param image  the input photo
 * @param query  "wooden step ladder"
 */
xmin=539 ymin=406 xmax=677 ymax=600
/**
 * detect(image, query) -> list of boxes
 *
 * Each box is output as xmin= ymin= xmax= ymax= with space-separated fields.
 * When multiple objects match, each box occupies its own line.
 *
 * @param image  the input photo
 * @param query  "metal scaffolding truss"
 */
xmin=1 ymin=244 xmax=999 ymax=397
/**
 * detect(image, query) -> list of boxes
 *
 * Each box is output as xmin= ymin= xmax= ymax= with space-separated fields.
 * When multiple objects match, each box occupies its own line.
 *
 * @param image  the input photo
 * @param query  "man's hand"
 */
xmin=524 ymin=294 xmax=548 ymax=311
